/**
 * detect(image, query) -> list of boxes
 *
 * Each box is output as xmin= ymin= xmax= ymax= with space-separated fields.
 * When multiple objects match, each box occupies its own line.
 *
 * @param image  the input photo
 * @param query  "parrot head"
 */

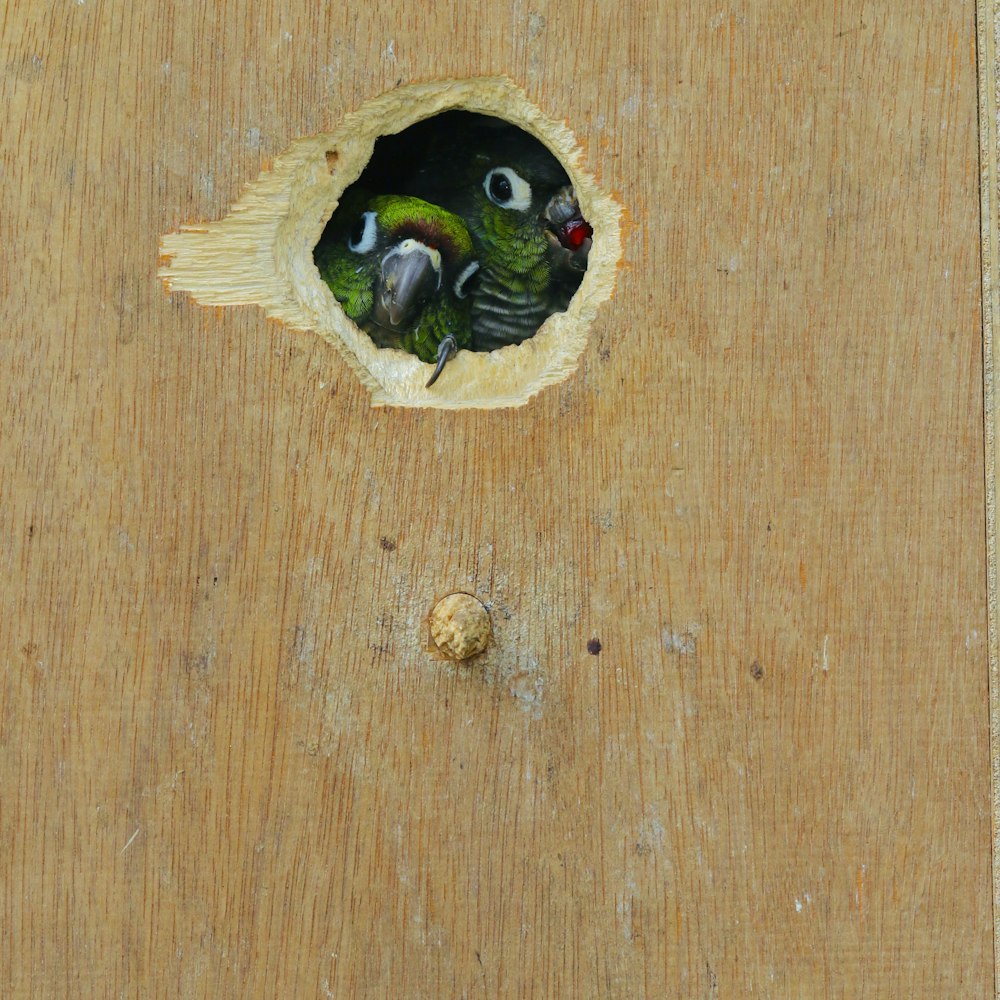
xmin=315 ymin=194 xmax=479 ymax=385
xmin=463 ymin=135 xmax=573 ymax=279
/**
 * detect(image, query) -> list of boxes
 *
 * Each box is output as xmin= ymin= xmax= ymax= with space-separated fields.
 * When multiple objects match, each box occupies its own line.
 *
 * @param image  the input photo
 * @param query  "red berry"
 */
xmin=560 ymin=217 xmax=593 ymax=251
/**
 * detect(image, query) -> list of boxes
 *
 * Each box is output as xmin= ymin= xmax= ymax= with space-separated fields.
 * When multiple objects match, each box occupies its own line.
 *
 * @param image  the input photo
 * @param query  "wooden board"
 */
xmin=1 ymin=1 xmax=990 ymax=996
xmin=981 ymin=1 xmax=1000 ymax=990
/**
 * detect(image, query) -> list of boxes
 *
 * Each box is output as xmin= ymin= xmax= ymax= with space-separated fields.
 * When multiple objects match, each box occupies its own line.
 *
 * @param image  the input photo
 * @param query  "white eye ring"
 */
xmin=347 ymin=211 xmax=378 ymax=253
xmin=453 ymin=261 xmax=479 ymax=299
xmin=483 ymin=167 xmax=532 ymax=212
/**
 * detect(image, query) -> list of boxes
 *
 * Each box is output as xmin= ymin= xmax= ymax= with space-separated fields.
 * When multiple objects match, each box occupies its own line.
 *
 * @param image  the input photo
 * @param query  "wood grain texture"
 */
xmin=0 ymin=1 xmax=989 ymax=997
xmin=979 ymin=0 xmax=1000 ymax=990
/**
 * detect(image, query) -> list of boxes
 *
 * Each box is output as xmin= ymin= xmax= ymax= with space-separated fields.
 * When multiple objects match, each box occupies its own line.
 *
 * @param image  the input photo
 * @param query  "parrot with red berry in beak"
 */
xmin=402 ymin=115 xmax=592 ymax=352
xmin=314 ymin=193 xmax=479 ymax=386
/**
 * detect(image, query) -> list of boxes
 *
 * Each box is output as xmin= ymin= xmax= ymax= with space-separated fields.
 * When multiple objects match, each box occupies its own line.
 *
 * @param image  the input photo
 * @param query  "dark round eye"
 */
xmin=483 ymin=167 xmax=532 ymax=211
xmin=347 ymin=211 xmax=377 ymax=253
xmin=489 ymin=172 xmax=512 ymax=203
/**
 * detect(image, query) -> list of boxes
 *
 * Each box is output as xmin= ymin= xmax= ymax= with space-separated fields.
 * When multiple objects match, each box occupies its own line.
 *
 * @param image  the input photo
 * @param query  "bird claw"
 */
xmin=425 ymin=335 xmax=458 ymax=388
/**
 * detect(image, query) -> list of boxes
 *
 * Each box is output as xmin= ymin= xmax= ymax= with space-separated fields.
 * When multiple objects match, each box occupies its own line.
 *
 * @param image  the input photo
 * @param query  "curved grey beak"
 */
xmin=375 ymin=241 xmax=441 ymax=330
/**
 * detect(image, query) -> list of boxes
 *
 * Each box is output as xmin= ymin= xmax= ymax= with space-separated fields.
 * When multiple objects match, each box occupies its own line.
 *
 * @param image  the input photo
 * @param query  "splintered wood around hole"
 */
xmin=158 ymin=77 xmax=623 ymax=409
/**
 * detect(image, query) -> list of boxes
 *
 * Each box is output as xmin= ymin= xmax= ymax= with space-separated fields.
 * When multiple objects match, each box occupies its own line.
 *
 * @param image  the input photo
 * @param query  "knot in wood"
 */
xmin=430 ymin=593 xmax=491 ymax=660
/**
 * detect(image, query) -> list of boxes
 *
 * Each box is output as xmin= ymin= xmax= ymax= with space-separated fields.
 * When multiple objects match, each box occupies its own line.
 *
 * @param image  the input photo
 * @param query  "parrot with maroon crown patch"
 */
xmin=314 ymin=193 xmax=479 ymax=386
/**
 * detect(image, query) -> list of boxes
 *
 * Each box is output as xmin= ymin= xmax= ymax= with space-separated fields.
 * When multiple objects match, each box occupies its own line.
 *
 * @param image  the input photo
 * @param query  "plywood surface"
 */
xmin=0 ymin=2 xmax=990 ymax=997
xmin=980 ymin=1 xmax=1000 ymax=988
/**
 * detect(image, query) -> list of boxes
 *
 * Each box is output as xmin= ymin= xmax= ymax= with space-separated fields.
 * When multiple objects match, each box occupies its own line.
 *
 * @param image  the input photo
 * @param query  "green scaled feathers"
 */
xmin=399 ymin=116 xmax=589 ymax=352
xmin=313 ymin=114 xmax=592 ymax=380
xmin=314 ymin=193 xmax=478 ymax=382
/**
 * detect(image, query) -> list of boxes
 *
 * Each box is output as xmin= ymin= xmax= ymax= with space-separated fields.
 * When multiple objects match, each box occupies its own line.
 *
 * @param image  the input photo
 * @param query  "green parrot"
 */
xmin=400 ymin=114 xmax=592 ymax=352
xmin=314 ymin=193 xmax=479 ymax=386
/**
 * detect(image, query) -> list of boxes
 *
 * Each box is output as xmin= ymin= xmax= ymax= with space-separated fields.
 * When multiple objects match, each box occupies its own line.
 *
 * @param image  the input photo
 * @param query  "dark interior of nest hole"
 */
xmin=313 ymin=112 xmax=592 ymax=363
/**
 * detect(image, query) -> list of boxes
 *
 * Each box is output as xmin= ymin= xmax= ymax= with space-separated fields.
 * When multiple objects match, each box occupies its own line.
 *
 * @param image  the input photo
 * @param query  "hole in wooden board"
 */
xmin=313 ymin=112 xmax=593 ymax=388
xmin=159 ymin=77 xmax=622 ymax=409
